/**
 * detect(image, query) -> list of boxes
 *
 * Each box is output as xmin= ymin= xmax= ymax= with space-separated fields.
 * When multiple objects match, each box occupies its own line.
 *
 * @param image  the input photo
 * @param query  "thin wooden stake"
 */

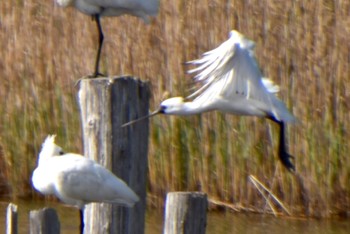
xmin=6 ymin=203 xmax=18 ymax=234
xmin=29 ymin=208 xmax=60 ymax=234
xmin=164 ymin=192 xmax=208 ymax=234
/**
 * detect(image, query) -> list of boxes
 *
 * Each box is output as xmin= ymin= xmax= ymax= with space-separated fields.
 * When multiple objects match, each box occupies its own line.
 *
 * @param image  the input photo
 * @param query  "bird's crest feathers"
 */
xmin=38 ymin=135 xmax=64 ymax=163
xmin=43 ymin=135 xmax=56 ymax=148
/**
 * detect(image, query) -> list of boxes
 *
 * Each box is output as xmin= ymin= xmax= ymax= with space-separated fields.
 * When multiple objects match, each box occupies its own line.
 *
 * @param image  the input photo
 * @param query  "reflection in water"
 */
xmin=1 ymin=200 xmax=349 ymax=234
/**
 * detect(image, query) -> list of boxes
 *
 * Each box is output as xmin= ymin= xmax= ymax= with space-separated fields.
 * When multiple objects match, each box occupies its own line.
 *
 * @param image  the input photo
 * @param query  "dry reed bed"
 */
xmin=0 ymin=0 xmax=348 ymax=217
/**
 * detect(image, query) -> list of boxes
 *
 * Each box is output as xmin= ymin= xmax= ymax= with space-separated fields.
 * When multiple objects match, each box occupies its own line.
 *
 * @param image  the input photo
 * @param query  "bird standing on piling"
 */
xmin=55 ymin=0 xmax=160 ymax=77
xmin=32 ymin=135 xmax=139 ymax=233
xmin=123 ymin=30 xmax=297 ymax=171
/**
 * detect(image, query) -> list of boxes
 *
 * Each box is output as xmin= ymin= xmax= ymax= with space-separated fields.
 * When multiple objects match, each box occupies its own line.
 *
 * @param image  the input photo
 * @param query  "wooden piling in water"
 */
xmin=164 ymin=192 xmax=208 ymax=234
xmin=78 ymin=77 xmax=150 ymax=234
xmin=29 ymin=208 xmax=60 ymax=234
xmin=6 ymin=203 xmax=17 ymax=234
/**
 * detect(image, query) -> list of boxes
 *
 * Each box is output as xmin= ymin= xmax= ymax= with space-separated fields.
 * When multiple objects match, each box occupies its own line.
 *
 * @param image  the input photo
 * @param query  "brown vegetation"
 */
xmin=0 ymin=0 xmax=349 ymax=217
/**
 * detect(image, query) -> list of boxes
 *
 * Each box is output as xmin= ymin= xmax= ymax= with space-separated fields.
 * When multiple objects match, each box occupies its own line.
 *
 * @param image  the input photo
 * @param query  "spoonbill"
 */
xmin=55 ymin=0 xmax=160 ymax=77
xmin=32 ymin=135 xmax=139 ymax=233
xmin=123 ymin=30 xmax=297 ymax=172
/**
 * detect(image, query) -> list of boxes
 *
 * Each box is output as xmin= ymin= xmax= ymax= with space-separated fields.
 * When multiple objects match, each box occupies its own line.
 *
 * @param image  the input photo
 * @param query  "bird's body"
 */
xmin=56 ymin=0 xmax=159 ymax=22
xmin=158 ymin=30 xmax=296 ymax=171
xmin=123 ymin=30 xmax=296 ymax=171
xmin=32 ymin=135 xmax=139 ymax=209
xmin=159 ymin=31 xmax=295 ymax=123
xmin=55 ymin=0 xmax=160 ymax=77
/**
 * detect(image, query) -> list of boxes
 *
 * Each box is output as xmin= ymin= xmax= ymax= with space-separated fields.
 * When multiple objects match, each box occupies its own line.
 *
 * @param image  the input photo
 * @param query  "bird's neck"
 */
xmin=37 ymin=151 xmax=51 ymax=165
xmin=170 ymin=101 xmax=210 ymax=115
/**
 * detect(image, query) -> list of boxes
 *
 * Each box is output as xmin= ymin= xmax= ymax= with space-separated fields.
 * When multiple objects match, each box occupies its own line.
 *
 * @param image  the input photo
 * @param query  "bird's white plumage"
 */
xmin=56 ymin=0 xmax=159 ymax=22
xmin=261 ymin=78 xmax=280 ymax=93
xmin=32 ymin=135 xmax=139 ymax=209
xmin=121 ymin=30 xmax=296 ymax=171
xmin=161 ymin=30 xmax=295 ymax=122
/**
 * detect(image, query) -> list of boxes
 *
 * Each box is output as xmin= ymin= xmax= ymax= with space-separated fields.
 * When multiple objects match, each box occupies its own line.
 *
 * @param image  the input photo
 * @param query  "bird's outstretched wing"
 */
xmin=186 ymin=30 xmax=295 ymax=122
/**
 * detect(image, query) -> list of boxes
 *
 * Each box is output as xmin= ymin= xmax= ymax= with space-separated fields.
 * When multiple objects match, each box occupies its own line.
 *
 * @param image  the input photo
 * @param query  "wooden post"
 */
xmin=6 ymin=203 xmax=17 ymax=234
xmin=78 ymin=77 xmax=150 ymax=234
xmin=29 ymin=208 xmax=60 ymax=234
xmin=164 ymin=192 xmax=208 ymax=234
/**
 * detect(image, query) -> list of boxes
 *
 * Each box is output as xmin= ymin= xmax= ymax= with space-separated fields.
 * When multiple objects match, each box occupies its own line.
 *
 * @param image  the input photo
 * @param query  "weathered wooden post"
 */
xmin=6 ymin=203 xmax=17 ymax=234
xmin=78 ymin=76 xmax=150 ymax=234
xmin=164 ymin=192 xmax=208 ymax=234
xmin=29 ymin=208 xmax=60 ymax=234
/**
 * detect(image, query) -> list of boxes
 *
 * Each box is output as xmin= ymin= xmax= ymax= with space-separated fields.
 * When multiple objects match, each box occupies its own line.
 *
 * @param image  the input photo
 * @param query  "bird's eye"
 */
xmin=159 ymin=105 xmax=166 ymax=113
xmin=59 ymin=151 xmax=65 ymax=155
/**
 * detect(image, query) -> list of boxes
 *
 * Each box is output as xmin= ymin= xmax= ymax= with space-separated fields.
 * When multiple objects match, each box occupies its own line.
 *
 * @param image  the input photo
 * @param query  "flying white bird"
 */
xmin=123 ymin=30 xmax=297 ymax=171
xmin=32 ymin=135 xmax=139 ymax=233
xmin=55 ymin=0 xmax=160 ymax=77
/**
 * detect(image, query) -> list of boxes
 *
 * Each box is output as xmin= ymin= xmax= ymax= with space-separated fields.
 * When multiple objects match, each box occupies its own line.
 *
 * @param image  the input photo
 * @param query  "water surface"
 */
xmin=1 ymin=200 xmax=349 ymax=233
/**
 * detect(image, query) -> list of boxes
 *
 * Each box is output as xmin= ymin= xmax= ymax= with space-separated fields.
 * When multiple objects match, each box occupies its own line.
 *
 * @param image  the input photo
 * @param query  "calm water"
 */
xmin=1 ymin=200 xmax=349 ymax=234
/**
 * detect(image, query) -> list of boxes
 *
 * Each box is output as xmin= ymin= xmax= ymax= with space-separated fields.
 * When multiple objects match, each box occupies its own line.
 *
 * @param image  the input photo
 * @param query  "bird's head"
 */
xmin=38 ymin=135 xmax=65 ymax=162
xmin=121 ymin=97 xmax=187 ymax=127
xmin=159 ymin=97 xmax=186 ymax=115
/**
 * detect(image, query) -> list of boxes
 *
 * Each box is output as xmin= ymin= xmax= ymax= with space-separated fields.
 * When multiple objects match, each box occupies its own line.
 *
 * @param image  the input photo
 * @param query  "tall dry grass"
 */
xmin=0 ymin=0 xmax=349 ymax=217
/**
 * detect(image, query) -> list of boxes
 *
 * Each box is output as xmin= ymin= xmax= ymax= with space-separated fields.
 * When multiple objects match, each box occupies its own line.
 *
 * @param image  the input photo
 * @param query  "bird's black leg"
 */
xmin=90 ymin=14 xmax=105 ymax=78
xmin=277 ymin=121 xmax=295 ymax=172
xmin=268 ymin=117 xmax=295 ymax=172
xmin=79 ymin=209 xmax=84 ymax=234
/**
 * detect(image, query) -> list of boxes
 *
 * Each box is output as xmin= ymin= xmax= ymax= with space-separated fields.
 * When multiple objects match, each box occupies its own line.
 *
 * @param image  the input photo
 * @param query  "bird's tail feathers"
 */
xmin=38 ymin=135 xmax=64 ymax=162
xmin=272 ymin=99 xmax=296 ymax=124
xmin=113 ymin=197 xmax=139 ymax=208
xmin=110 ymin=179 xmax=140 ymax=207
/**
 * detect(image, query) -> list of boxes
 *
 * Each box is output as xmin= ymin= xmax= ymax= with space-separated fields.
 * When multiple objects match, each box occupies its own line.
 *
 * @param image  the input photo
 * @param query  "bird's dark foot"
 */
xmin=73 ymin=72 xmax=107 ymax=87
xmin=87 ymin=71 xmax=107 ymax=78
xmin=280 ymin=150 xmax=295 ymax=173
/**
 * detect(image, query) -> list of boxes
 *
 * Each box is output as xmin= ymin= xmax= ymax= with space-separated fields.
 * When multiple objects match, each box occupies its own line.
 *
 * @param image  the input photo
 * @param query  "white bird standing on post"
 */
xmin=32 ymin=135 xmax=139 ymax=233
xmin=55 ymin=0 xmax=160 ymax=77
xmin=123 ymin=30 xmax=297 ymax=171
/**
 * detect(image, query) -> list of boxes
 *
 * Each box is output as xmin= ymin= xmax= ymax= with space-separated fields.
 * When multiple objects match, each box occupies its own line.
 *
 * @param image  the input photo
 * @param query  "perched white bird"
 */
xmin=123 ymin=30 xmax=296 ymax=171
xmin=32 ymin=135 xmax=139 ymax=232
xmin=55 ymin=0 xmax=160 ymax=77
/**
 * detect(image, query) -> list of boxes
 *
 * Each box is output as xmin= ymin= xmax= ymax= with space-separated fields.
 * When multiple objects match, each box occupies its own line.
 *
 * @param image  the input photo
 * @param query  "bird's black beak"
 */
xmin=121 ymin=107 xmax=164 ymax=127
